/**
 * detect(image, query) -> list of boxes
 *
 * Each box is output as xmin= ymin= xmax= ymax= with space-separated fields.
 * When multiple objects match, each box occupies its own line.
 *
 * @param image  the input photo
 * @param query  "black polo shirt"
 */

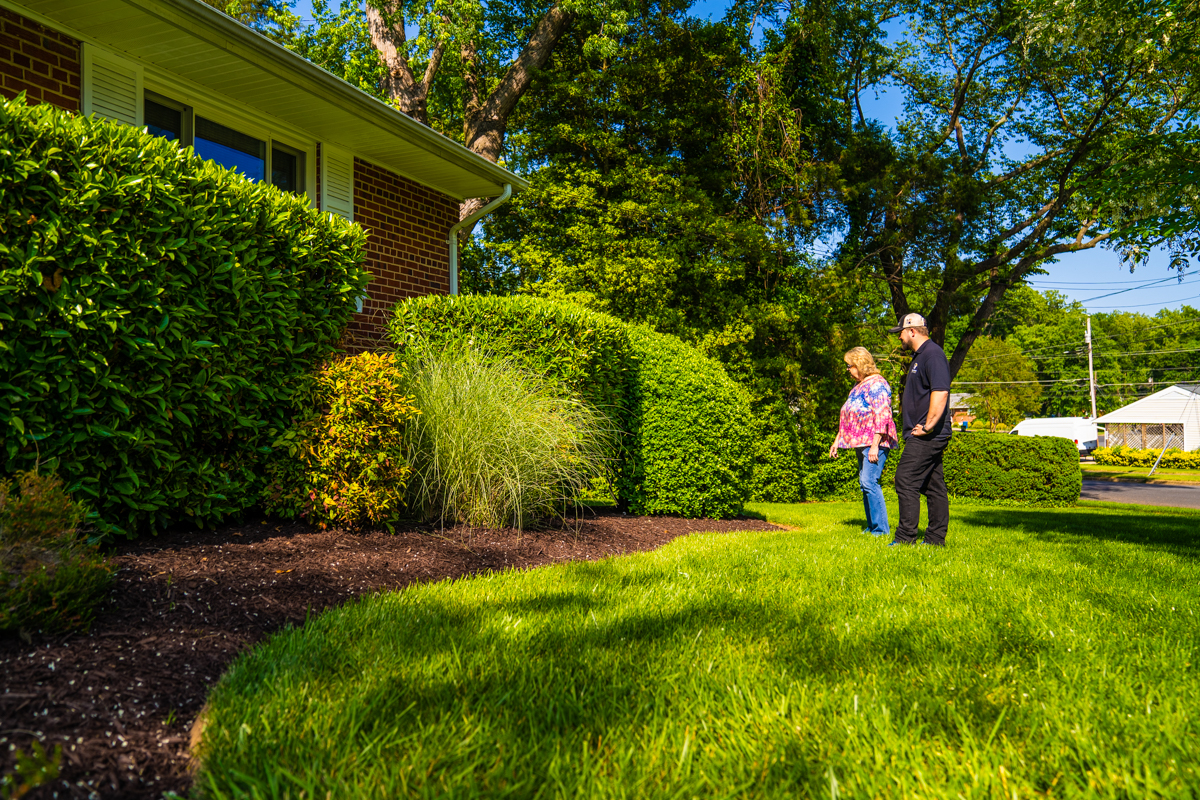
xmin=902 ymin=339 xmax=952 ymax=439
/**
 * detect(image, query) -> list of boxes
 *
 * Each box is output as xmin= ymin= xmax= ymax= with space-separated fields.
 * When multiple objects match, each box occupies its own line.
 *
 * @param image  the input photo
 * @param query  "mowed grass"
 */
xmin=196 ymin=501 xmax=1200 ymax=799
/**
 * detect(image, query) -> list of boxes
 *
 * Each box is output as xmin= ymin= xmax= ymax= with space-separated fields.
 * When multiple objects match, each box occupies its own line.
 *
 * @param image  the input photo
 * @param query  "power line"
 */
xmin=1080 ymin=270 xmax=1200 ymax=302
xmin=1088 ymin=292 xmax=1200 ymax=310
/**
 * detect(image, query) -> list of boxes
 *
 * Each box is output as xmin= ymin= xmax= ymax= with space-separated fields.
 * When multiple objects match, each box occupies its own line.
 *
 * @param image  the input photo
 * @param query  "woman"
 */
xmin=828 ymin=347 xmax=898 ymax=536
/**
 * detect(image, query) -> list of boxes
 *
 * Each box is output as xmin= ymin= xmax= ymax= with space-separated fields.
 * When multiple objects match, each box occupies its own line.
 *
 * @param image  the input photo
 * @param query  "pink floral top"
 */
xmin=834 ymin=374 xmax=898 ymax=450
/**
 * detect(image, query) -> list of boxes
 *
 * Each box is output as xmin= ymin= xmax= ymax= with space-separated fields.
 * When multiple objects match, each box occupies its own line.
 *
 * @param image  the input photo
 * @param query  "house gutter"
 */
xmin=448 ymin=184 xmax=513 ymax=295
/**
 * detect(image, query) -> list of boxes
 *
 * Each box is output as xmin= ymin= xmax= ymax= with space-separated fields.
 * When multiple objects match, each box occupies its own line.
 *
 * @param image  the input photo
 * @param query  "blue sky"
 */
xmin=289 ymin=0 xmax=1194 ymax=316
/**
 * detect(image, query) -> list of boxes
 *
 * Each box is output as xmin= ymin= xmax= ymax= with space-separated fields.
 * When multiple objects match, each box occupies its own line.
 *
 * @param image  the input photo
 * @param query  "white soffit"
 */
xmin=11 ymin=0 xmax=527 ymax=201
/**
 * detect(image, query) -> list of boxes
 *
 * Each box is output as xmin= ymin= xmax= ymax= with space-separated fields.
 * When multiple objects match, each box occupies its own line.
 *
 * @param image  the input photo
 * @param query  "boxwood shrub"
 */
xmin=0 ymin=96 xmax=368 ymax=537
xmin=802 ymin=432 xmax=1080 ymax=507
xmin=622 ymin=326 xmax=753 ymax=517
xmin=387 ymin=296 xmax=754 ymax=518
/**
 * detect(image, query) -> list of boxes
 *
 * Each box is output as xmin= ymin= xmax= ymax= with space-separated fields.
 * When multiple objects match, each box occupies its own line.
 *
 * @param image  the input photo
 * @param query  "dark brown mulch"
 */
xmin=0 ymin=508 xmax=780 ymax=799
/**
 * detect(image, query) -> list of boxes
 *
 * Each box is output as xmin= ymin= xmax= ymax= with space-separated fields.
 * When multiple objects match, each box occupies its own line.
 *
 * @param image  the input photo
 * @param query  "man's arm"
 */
xmin=913 ymin=391 xmax=949 ymax=435
xmin=925 ymin=391 xmax=949 ymax=429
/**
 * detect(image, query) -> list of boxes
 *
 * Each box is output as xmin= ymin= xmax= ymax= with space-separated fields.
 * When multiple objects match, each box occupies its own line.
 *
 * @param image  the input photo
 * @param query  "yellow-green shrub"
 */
xmin=264 ymin=353 xmax=418 ymax=530
xmin=1093 ymin=445 xmax=1200 ymax=469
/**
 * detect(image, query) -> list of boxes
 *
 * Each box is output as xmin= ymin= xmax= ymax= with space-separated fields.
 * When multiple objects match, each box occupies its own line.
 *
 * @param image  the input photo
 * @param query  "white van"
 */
xmin=1008 ymin=417 xmax=1099 ymax=454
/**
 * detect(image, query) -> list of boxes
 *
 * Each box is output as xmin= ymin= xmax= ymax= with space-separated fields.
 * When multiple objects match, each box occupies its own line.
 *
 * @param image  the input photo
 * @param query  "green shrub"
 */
xmin=1 ymin=471 xmax=113 ymax=633
xmin=264 ymin=353 xmax=418 ymax=530
xmin=403 ymin=350 xmax=613 ymax=529
xmin=0 ymin=96 xmax=368 ymax=537
xmin=746 ymin=398 xmax=806 ymax=503
xmin=800 ymin=433 xmax=1080 ymax=507
xmin=622 ymin=326 xmax=753 ymax=518
xmin=1094 ymin=445 xmax=1200 ymax=469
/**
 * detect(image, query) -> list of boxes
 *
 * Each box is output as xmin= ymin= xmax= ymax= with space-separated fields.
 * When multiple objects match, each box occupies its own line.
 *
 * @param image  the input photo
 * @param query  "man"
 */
xmin=888 ymin=313 xmax=952 ymax=546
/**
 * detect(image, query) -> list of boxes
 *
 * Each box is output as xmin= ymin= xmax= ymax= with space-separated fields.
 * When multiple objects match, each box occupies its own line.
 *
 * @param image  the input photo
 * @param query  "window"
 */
xmin=142 ymin=93 xmax=306 ymax=195
xmin=195 ymin=117 xmax=265 ymax=182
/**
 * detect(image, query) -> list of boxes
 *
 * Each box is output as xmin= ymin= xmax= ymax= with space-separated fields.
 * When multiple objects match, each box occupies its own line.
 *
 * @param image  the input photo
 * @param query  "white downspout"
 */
xmin=448 ymin=184 xmax=513 ymax=295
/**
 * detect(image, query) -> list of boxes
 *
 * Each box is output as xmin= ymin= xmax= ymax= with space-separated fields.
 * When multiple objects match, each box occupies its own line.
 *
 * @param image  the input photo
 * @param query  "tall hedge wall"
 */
xmin=622 ymin=326 xmax=753 ymax=517
xmin=386 ymin=296 xmax=753 ymax=518
xmin=802 ymin=432 xmax=1080 ymax=507
xmin=0 ymin=97 xmax=368 ymax=537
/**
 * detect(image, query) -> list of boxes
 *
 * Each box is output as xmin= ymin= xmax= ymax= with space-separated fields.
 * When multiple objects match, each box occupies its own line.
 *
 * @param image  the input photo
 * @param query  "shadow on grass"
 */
xmin=956 ymin=506 xmax=1200 ymax=557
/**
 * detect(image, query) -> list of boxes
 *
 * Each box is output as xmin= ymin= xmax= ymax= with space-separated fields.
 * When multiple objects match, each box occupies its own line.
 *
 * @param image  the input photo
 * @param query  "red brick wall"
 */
xmin=0 ymin=8 xmax=79 ymax=111
xmin=346 ymin=157 xmax=457 ymax=347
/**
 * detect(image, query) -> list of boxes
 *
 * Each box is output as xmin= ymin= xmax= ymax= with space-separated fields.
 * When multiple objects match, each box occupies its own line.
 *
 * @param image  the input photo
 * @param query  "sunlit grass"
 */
xmin=197 ymin=500 xmax=1200 ymax=799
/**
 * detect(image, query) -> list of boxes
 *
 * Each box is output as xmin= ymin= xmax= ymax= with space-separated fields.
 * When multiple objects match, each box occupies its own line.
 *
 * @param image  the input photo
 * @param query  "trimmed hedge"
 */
xmin=1094 ymin=445 xmax=1200 ymax=469
xmin=943 ymin=433 xmax=1080 ymax=506
xmin=622 ymin=326 xmax=753 ymax=517
xmin=387 ymin=296 xmax=753 ymax=518
xmin=803 ymin=432 xmax=1080 ymax=507
xmin=0 ymin=96 xmax=368 ymax=537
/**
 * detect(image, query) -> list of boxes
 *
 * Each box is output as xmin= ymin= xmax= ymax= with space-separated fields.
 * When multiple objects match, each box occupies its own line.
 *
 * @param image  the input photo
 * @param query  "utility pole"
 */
xmin=1086 ymin=315 xmax=1097 ymax=419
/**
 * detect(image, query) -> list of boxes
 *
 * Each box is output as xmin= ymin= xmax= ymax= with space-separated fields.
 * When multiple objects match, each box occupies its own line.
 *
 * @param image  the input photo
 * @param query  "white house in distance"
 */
xmin=1096 ymin=384 xmax=1200 ymax=451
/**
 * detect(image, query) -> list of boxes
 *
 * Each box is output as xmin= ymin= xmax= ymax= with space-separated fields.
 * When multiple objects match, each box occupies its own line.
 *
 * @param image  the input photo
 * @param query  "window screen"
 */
xmin=144 ymin=98 xmax=182 ymax=141
xmin=195 ymin=117 xmax=265 ymax=182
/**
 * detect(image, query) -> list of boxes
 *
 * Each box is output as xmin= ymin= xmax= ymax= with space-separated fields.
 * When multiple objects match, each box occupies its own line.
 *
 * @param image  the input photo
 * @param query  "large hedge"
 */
xmin=622 ymin=326 xmax=753 ymax=517
xmin=387 ymin=296 xmax=753 ymax=518
xmin=803 ymin=432 xmax=1080 ymax=507
xmin=0 ymin=96 xmax=368 ymax=537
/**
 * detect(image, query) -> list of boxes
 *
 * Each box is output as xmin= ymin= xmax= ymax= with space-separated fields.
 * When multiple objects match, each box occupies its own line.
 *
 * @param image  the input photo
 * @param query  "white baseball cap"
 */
xmin=887 ymin=312 xmax=927 ymax=333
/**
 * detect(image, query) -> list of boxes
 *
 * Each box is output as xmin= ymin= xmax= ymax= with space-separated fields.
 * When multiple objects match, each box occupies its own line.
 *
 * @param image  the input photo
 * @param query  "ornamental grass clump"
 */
xmin=0 ymin=471 xmax=113 ymax=633
xmin=403 ymin=351 xmax=614 ymax=529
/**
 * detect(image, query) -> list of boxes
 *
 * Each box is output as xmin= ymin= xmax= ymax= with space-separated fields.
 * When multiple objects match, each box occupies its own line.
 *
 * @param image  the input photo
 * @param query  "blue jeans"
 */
xmin=856 ymin=447 xmax=890 ymax=535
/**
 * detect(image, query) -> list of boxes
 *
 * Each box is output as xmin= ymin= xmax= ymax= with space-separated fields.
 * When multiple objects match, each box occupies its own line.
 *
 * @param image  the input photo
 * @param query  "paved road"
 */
xmin=1081 ymin=480 xmax=1200 ymax=510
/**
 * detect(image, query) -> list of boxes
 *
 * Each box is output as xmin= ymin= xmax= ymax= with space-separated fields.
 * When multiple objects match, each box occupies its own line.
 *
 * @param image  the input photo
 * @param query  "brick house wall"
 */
xmin=0 ymin=8 xmax=79 ymax=111
xmin=347 ymin=157 xmax=456 ymax=347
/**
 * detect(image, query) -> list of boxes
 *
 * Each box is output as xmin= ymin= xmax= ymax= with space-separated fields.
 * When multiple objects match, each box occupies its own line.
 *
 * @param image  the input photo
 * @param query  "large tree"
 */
xmin=794 ymin=0 xmax=1200 ymax=377
xmin=276 ymin=0 xmax=634 ymax=222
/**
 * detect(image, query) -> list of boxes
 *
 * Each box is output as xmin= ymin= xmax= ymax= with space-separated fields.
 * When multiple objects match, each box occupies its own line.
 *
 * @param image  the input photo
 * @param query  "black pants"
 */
xmin=893 ymin=435 xmax=950 ymax=545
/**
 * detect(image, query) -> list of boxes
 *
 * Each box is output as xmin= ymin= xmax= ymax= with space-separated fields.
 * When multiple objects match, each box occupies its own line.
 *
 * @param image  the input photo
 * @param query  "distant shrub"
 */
xmin=0 ymin=471 xmax=113 ymax=633
xmin=0 ymin=96 xmax=368 ymax=537
xmin=403 ymin=351 xmax=613 ymax=529
xmin=800 ymin=433 xmax=1080 ymax=507
xmin=622 ymin=327 xmax=753 ymax=518
xmin=264 ymin=353 xmax=418 ymax=530
xmin=1094 ymin=445 xmax=1200 ymax=469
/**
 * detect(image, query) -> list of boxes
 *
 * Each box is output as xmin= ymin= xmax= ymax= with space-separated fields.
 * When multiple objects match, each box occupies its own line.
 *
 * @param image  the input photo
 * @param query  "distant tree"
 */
xmin=955 ymin=336 xmax=1042 ymax=430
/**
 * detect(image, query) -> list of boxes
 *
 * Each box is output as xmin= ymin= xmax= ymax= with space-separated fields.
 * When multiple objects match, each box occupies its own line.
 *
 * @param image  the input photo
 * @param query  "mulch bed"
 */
xmin=0 ymin=509 xmax=779 ymax=799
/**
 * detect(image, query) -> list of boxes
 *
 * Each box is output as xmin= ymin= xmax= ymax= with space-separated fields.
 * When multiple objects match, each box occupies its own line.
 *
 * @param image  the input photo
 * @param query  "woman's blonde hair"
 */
xmin=843 ymin=346 xmax=881 ymax=378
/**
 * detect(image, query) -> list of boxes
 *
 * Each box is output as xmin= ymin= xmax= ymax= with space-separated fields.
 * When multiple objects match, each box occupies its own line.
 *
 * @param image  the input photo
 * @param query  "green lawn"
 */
xmin=196 ymin=500 xmax=1200 ymax=799
xmin=1082 ymin=464 xmax=1200 ymax=484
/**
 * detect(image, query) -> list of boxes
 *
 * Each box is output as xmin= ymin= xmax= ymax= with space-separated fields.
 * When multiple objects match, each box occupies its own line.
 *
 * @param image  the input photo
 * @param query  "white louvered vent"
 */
xmin=322 ymin=145 xmax=354 ymax=221
xmin=82 ymin=45 xmax=142 ymax=127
